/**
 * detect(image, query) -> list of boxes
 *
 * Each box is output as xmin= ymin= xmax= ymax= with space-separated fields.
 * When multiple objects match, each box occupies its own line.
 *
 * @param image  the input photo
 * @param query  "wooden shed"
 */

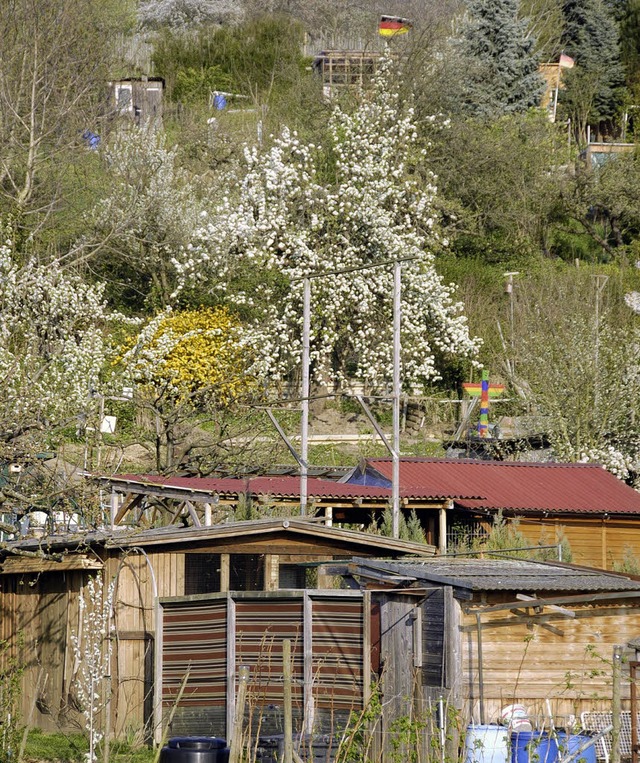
xmin=347 ymin=458 xmax=640 ymax=569
xmin=341 ymin=557 xmax=640 ymax=726
xmin=150 ymin=556 xmax=640 ymax=760
xmin=109 ymin=77 xmax=164 ymax=127
xmin=0 ymin=519 xmax=433 ymax=742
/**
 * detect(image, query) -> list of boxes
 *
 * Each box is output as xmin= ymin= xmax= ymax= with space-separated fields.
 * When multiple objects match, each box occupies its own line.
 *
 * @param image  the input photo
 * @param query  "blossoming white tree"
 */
xmin=71 ymin=575 xmax=115 ymax=763
xmin=175 ymin=54 xmax=480 ymax=393
xmin=82 ymin=126 xmax=200 ymax=308
xmin=0 ymin=221 xmax=128 ymax=461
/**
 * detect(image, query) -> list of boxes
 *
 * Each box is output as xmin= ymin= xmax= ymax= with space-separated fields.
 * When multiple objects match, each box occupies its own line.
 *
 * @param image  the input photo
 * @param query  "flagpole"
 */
xmin=552 ymin=61 xmax=561 ymax=123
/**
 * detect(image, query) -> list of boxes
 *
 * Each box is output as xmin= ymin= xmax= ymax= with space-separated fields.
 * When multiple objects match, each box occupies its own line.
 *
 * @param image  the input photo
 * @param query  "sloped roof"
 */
xmin=362 ymin=458 xmax=640 ymax=515
xmin=102 ymin=517 xmax=435 ymax=555
xmin=107 ymin=473 xmax=396 ymax=501
xmin=352 ymin=557 xmax=640 ymax=593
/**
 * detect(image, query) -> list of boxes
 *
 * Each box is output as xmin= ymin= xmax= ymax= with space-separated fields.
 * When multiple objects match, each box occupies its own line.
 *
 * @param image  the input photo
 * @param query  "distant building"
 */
xmin=312 ymin=50 xmax=383 ymax=99
xmin=109 ymin=77 xmax=164 ymax=128
xmin=582 ymin=140 xmax=635 ymax=169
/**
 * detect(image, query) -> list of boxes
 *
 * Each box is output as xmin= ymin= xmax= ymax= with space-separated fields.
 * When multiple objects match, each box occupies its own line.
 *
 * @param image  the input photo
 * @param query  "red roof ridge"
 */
xmin=366 ymin=458 xmax=605 ymax=469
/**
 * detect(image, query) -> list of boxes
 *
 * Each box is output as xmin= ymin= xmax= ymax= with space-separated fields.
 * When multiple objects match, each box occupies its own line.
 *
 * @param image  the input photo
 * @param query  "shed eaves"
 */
xmin=357 ymin=557 xmax=640 ymax=592
xmin=109 ymin=473 xmax=396 ymax=500
xmin=365 ymin=458 xmax=640 ymax=514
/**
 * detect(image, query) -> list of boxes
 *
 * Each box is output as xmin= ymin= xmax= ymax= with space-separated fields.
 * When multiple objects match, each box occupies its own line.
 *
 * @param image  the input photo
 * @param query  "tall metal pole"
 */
xmin=300 ymin=277 xmax=311 ymax=516
xmin=392 ymin=261 xmax=401 ymax=539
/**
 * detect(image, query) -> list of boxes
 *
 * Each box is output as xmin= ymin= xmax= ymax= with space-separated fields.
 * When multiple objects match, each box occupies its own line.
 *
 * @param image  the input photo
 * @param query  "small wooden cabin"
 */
xmin=0 ymin=519 xmax=433 ymax=742
xmin=347 ymin=458 xmax=640 ymax=570
xmin=109 ymin=77 xmax=164 ymax=127
xmin=342 ymin=557 xmax=640 ymax=725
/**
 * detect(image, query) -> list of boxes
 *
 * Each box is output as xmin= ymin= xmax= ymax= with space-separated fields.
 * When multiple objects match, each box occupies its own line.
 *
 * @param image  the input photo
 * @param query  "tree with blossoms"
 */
xmin=117 ymin=306 xmax=262 ymax=471
xmin=175 ymin=54 xmax=480 ymax=395
xmin=0 ymin=220 xmax=132 ymax=466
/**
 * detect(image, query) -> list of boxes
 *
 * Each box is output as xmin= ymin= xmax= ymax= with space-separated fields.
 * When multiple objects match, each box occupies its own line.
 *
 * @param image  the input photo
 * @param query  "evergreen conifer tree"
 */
xmin=617 ymin=0 xmax=640 ymax=96
xmin=560 ymin=0 xmax=626 ymax=127
xmin=458 ymin=0 xmax=544 ymax=118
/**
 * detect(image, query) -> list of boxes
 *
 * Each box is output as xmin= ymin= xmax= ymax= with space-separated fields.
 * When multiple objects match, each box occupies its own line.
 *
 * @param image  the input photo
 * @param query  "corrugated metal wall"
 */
xmin=160 ymin=592 xmax=365 ymax=740
xmin=162 ymin=600 xmax=227 ymax=735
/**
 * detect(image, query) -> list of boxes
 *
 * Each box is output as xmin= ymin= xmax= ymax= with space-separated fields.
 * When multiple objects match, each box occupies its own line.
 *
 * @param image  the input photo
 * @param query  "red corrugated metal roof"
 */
xmin=366 ymin=458 xmax=640 ymax=514
xmin=112 ymin=474 xmax=395 ymax=500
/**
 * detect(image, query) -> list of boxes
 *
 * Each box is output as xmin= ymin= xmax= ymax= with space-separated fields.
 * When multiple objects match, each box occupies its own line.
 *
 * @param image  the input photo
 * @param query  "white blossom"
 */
xmin=174 ymin=53 xmax=480 ymax=391
xmin=71 ymin=576 xmax=115 ymax=763
xmin=0 ymin=221 xmax=132 ymax=446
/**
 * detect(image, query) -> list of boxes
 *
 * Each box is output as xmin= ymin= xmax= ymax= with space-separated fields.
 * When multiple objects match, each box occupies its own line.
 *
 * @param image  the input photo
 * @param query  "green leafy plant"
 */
xmin=0 ymin=633 xmax=24 ymax=763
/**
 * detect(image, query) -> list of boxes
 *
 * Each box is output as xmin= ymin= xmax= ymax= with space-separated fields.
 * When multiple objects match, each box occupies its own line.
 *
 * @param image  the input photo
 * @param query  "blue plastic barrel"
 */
xmin=511 ymin=731 xmax=558 ymax=763
xmin=465 ymin=725 xmax=509 ymax=763
xmin=555 ymin=732 xmax=597 ymax=763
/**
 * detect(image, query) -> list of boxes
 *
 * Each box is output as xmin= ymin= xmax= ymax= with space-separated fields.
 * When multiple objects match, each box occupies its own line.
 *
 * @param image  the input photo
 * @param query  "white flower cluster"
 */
xmin=0 ymin=222 xmax=127 ymax=440
xmin=174 ymin=53 xmax=480 ymax=390
xmin=118 ymin=309 xmax=183 ymax=395
xmin=138 ymin=0 xmax=240 ymax=28
xmin=625 ymin=291 xmax=640 ymax=314
xmin=70 ymin=575 xmax=115 ymax=762
xmin=578 ymin=445 xmax=636 ymax=482
xmin=84 ymin=126 xmax=199 ymax=305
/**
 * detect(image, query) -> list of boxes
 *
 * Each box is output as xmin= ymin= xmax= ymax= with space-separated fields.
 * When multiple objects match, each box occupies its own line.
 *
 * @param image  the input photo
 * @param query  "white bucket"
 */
xmin=465 ymin=724 xmax=509 ymax=763
xmin=501 ymin=704 xmax=528 ymax=725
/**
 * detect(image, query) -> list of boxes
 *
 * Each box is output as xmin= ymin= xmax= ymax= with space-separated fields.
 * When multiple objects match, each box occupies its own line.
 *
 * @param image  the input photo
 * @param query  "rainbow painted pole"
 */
xmin=478 ymin=369 xmax=490 ymax=438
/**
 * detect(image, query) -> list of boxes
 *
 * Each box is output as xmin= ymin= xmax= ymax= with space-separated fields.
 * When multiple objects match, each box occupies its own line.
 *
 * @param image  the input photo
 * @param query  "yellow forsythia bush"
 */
xmin=125 ymin=306 xmax=254 ymax=405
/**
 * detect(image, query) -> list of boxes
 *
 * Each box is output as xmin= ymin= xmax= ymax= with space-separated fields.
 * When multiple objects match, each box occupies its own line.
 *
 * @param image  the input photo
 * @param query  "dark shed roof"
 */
xmin=351 ymin=557 xmax=640 ymax=593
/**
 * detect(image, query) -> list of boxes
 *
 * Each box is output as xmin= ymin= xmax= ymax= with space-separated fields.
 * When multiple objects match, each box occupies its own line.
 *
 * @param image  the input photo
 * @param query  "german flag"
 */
xmin=378 ymin=15 xmax=412 ymax=36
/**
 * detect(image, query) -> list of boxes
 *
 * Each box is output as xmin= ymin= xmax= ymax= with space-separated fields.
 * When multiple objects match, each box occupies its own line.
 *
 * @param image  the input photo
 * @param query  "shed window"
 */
xmin=230 ymin=554 xmax=264 ymax=591
xmin=279 ymin=564 xmax=307 ymax=589
xmin=184 ymin=553 xmax=221 ymax=595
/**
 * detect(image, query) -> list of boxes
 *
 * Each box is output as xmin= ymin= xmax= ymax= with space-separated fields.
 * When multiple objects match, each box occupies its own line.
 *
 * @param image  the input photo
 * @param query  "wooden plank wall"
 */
xmin=514 ymin=517 xmax=640 ymax=570
xmin=107 ymin=550 xmax=185 ymax=737
xmin=0 ymin=550 xmax=189 ymax=740
xmin=458 ymin=599 xmax=640 ymax=724
xmin=0 ymin=571 xmax=85 ymax=733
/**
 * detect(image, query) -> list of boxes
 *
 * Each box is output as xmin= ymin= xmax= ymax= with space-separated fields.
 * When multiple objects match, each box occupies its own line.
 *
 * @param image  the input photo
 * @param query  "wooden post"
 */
xmin=476 ymin=613 xmax=485 ymax=725
xmin=438 ymin=506 xmax=448 ymax=555
xmin=612 ymin=645 xmax=623 ymax=763
xmin=229 ymin=665 xmax=250 ymax=763
xmin=283 ymin=639 xmax=294 ymax=763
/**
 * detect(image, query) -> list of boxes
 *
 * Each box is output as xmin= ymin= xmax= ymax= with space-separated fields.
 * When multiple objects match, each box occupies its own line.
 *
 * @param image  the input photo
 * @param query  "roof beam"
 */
xmin=468 ymin=589 xmax=640 ymax=614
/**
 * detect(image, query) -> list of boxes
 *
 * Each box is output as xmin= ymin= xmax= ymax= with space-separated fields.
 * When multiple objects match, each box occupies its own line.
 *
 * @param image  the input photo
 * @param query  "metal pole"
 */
xmin=301 ymin=277 xmax=310 ymax=516
xmin=392 ymin=260 xmax=401 ymax=539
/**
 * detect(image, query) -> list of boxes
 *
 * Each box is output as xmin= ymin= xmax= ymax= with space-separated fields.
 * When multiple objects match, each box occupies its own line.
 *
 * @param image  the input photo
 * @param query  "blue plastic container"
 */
xmin=511 ymin=731 xmax=558 ymax=763
xmin=465 ymin=725 xmax=510 ymax=763
xmin=555 ymin=732 xmax=597 ymax=763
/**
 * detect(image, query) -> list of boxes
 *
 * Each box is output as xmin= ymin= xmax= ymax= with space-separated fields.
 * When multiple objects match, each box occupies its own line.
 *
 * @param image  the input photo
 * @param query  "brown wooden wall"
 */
xmin=512 ymin=516 xmax=640 ymax=570
xmin=0 ymin=571 xmax=88 ymax=733
xmin=457 ymin=597 xmax=640 ymax=724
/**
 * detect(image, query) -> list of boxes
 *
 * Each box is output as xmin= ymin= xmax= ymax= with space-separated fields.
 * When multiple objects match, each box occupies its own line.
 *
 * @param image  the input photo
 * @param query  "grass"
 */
xmin=23 ymin=730 xmax=155 ymax=763
xmin=23 ymin=730 xmax=88 ymax=762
